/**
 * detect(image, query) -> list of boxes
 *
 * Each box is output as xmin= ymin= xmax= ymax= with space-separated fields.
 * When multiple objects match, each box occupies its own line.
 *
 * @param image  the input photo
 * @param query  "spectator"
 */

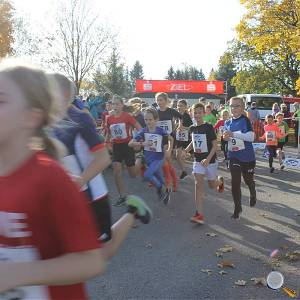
xmin=208 ymin=101 xmax=218 ymax=117
xmin=247 ymin=102 xmax=260 ymax=123
xmin=272 ymin=103 xmax=280 ymax=116
xmin=293 ymin=102 xmax=300 ymax=147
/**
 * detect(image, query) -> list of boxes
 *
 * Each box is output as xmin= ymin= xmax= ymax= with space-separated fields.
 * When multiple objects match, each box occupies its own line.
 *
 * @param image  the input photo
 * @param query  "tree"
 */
xmin=208 ymin=68 xmax=217 ymax=80
xmin=48 ymin=0 xmax=115 ymax=92
xmin=174 ymin=69 xmax=184 ymax=80
xmin=236 ymin=0 xmax=300 ymax=95
xmin=93 ymin=48 xmax=128 ymax=97
xmin=130 ymin=60 xmax=144 ymax=92
xmin=166 ymin=66 xmax=175 ymax=80
xmin=215 ymin=49 xmax=237 ymax=99
xmin=0 ymin=0 xmax=14 ymax=57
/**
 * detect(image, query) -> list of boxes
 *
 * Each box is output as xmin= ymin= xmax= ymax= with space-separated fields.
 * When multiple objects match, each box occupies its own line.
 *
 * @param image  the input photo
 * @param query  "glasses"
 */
xmin=230 ymin=105 xmax=241 ymax=109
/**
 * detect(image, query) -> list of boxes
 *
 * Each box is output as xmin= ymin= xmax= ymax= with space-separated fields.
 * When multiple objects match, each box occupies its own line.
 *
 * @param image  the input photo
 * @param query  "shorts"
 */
xmin=90 ymin=195 xmax=112 ymax=243
xmin=192 ymin=161 xmax=218 ymax=180
xmin=175 ymin=140 xmax=190 ymax=149
xmin=277 ymin=142 xmax=285 ymax=150
xmin=267 ymin=145 xmax=277 ymax=158
xmin=112 ymin=142 xmax=135 ymax=167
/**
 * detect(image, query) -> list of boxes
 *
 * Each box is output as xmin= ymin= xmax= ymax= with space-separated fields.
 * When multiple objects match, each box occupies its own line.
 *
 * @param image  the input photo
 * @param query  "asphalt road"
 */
xmin=87 ymin=146 xmax=300 ymax=300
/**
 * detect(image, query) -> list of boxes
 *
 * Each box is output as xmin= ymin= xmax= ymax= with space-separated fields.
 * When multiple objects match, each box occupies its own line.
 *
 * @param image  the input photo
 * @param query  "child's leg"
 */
xmin=207 ymin=162 xmax=222 ymax=191
xmin=144 ymin=160 xmax=164 ymax=189
xmin=193 ymin=173 xmax=205 ymax=214
xmin=113 ymin=162 xmax=125 ymax=197
xmin=176 ymin=147 xmax=185 ymax=172
xmin=168 ymin=162 xmax=178 ymax=191
xmin=162 ymin=161 xmax=171 ymax=189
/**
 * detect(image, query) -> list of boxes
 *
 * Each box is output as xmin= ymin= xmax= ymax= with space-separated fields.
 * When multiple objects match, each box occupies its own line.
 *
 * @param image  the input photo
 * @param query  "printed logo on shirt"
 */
xmin=266 ymin=131 xmax=276 ymax=142
xmin=144 ymin=133 xmax=163 ymax=152
xmin=192 ymin=133 xmax=208 ymax=153
xmin=157 ymin=120 xmax=172 ymax=135
xmin=110 ymin=123 xmax=127 ymax=140
xmin=176 ymin=129 xmax=189 ymax=142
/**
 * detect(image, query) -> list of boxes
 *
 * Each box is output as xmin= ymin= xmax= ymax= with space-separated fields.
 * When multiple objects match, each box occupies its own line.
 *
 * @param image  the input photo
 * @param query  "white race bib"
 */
xmin=176 ymin=129 xmax=189 ymax=141
xmin=110 ymin=123 xmax=127 ymax=140
xmin=157 ymin=120 xmax=172 ymax=135
xmin=144 ymin=133 xmax=162 ymax=152
xmin=0 ymin=247 xmax=49 ymax=300
xmin=228 ymin=131 xmax=245 ymax=152
xmin=266 ymin=131 xmax=276 ymax=143
xmin=219 ymin=126 xmax=224 ymax=135
xmin=192 ymin=133 xmax=208 ymax=153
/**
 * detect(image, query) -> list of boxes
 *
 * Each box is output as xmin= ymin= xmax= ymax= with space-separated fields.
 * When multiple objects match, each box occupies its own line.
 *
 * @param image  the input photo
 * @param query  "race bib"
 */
xmin=110 ymin=123 xmax=127 ymax=140
xmin=144 ymin=133 xmax=162 ymax=152
xmin=176 ymin=129 xmax=189 ymax=141
xmin=228 ymin=131 xmax=245 ymax=151
xmin=279 ymin=126 xmax=285 ymax=135
xmin=0 ymin=247 xmax=49 ymax=300
xmin=266 ymin=131 xmax=276 ymax=143
xmin=192 ymin=133 xmax=208 ymax=153
xmin=157 ymin=120 xmax=172 ymax=135
xmin=219 ymin=126 xmax=224 ymax=135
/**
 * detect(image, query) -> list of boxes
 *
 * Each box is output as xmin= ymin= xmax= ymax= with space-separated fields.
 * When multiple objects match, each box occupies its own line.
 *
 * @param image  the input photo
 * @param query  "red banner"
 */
xmin=135 ymin=80 xmax=224 ymax=94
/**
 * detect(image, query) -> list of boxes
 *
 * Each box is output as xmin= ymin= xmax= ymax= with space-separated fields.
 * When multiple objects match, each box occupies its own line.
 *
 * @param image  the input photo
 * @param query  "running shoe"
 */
xmin=250 ymin=195 xmax=257 ymax=207
xmin=231 ymin=206 xmax=242 ymax=219
xmin=179 ymin=171 xmax=188 ymax=180
xmin=157 ymin=185 xmax=166 ymax=201
xmin=113 ymin=196 xmax=127 ymax=207
xmin=225 ymin=160 xmax=229 ymax=169
xmin=270 ymin=167 xmax=275 ymax=173
xmin=126 ymin=195 xmax=152 ymax=224
xmin=163 ymin=189 xmax=171 ymax=206
xmin=190 ymin=213 xmax=204 ymax=224
xmin=217 ymin=176 xmax=224 ymax=193
xmin=280 ymin=163 xmax=285 ymax=170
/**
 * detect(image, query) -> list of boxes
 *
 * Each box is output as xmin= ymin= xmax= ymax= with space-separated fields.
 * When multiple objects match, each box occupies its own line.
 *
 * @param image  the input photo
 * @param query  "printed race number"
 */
xmin=176 ymin=129 xmax=189 ymax=142
xmin=266 ymin=131 xmax=276 ymax=143
xmin=228 ymin=131 xmax=245 ymax=151
xmin=110 ymin=123 xmax=127 ymax=140
xmin=157 ymin=120 xmax=172 ymax=135
xmin=144 ymin=133 xmax=162 ymax=152
xmin=192 ymin=133 xmax=208 ymax=153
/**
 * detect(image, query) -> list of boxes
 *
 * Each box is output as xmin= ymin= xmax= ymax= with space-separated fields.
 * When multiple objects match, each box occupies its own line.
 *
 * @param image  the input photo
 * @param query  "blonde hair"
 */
xmin=0 ymin=59 xmax=64 ymax=160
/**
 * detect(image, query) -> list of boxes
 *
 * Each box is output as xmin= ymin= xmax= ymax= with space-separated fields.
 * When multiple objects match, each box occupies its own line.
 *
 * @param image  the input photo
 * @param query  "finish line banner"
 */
xmin=135 ymin=80 xmax=224 ymax=94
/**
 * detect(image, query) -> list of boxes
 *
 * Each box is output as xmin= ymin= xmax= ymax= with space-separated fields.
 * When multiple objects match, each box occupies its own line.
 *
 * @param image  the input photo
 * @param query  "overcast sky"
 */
xmin=13 ymin=0 xmax=245 ymax=79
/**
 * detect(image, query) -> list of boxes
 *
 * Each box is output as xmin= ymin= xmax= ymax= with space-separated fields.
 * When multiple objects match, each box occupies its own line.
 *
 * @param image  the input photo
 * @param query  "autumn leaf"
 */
xmin=219 ymin=245 xmax=233 ymax=253
xmin=219 ymin=270 xmax=228 ymax=275
xmin=218 ymin=261 xmax=235 ymax=268
xmin=251 ymin=277 xmax=267 ymax=286
xmin=201 ymin=269 xmax=212 ymax=275
xmin=206 ymin=232 xmax=217 ymax=237
xmin=235 ymin=280 xmax=246 ymax=286
xmin=215 ymin=252 xmax=223 ymax=258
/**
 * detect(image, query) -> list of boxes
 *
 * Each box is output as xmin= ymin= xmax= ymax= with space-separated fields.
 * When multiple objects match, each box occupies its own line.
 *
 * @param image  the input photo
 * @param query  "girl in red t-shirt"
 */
xmin=106 ymin=96 xmax=141 ymax=206
xmin=0 ymin=60 xmax=151 ymax=299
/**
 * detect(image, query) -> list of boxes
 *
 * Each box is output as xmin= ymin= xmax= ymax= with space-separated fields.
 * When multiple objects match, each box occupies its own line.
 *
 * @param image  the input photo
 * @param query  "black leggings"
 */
xmin=267 ymin=146 xmax=277 ymax=168
xmin=229 ymin=159 xmax=256 ymax=209
xmin=221 ymin=138 xmax=228 ymax=160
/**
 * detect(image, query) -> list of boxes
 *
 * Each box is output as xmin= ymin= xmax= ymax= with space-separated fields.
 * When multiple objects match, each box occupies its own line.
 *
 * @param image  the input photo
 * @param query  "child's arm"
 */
xmin=201 ymin=139 xmax=217 ymax=167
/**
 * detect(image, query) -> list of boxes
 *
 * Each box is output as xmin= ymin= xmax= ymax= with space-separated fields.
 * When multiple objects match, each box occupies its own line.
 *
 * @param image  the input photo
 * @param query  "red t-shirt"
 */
xmin=0 ymin=152 xmax=101 ymax=300
xmin=262 ymin=123 xmax=283 ymax=146
xmin=106 ymin=112 xmax=137 ymax=143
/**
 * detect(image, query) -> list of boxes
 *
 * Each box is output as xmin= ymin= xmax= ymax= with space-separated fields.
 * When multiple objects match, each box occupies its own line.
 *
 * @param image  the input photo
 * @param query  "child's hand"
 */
xmin=201 ymin=159 xmax=210 ymax=167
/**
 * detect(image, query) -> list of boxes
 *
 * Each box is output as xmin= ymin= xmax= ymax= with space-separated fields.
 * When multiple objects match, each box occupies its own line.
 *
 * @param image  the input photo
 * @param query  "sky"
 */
xmin=13 ymin=0 xmax=245 ymax=79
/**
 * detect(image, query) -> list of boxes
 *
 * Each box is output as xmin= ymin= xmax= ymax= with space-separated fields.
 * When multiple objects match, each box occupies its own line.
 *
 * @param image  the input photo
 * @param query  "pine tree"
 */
xmin=130 ymin=60 xmax=144 ymax=92
xmin=166 ymin=66 xmax=175 ymax=80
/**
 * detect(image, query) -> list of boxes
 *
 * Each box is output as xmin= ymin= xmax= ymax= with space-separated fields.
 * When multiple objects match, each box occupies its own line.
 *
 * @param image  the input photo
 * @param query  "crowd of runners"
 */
xmin=0 ymin=58 xmax=299 ymax=299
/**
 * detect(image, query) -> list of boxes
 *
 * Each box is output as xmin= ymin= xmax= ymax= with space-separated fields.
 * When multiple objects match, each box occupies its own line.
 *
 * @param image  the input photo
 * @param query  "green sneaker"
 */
xmin=126 ymin=195 xmax=152 ymax=224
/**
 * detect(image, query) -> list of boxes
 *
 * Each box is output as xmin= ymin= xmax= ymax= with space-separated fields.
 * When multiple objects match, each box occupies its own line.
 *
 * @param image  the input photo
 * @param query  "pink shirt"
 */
xmin=261 ymin=124 xmax=284 ymax=146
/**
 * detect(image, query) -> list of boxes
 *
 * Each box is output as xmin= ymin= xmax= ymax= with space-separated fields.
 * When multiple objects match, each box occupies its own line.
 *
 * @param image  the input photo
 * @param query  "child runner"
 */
xmin=176 ymin=99 xmax=193 ymax=180
xmin=214 ymin=109 xmax=230 ymax=168
xmin=182 ymin=103 xmax=224 ymax=224
xmin=275 ymin=112 xmax=289 ymax=169
xmin=259 ymin=114 xmax=285 ymax=173
xmin=129 ymin=108 xmax=172 ymax=205
xmin=106 ymin=95 xmax=141 ymax=206
xmin=155 ymin=92 xmax=180 ymax=197
xmin=0 ymin=60 xmax=151 ymax=299
xmin=223 ymin=97 xmax=257 ymax=219
xmin=203 ymin=104 xmax=217 ymax=126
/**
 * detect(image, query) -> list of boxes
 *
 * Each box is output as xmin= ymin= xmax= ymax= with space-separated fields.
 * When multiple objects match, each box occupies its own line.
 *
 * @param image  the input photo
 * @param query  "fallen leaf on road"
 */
xmin=219 ymin=245 xmax=233 ymax=253
xmin=201 ymin=269 xmax=212 ymax=275
xmin=219 ymin=270 xmax=227 ymax=275
xmin=259 ymin=213 xmax=268 ymax=217
xmin=206 ymin=232 xmax=217 ymax=237
xmin=215 ymin=251 xmax=223 ymax=258
xmin=218 ymin=261 xmax=235 ymax=268
xmin=145 ymin=242 xmax=152 ymax=249
xmin=251 ymin=277 xmax=267 ymax=286
xmin=235 ymin=280 xmax=246 ymax=286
